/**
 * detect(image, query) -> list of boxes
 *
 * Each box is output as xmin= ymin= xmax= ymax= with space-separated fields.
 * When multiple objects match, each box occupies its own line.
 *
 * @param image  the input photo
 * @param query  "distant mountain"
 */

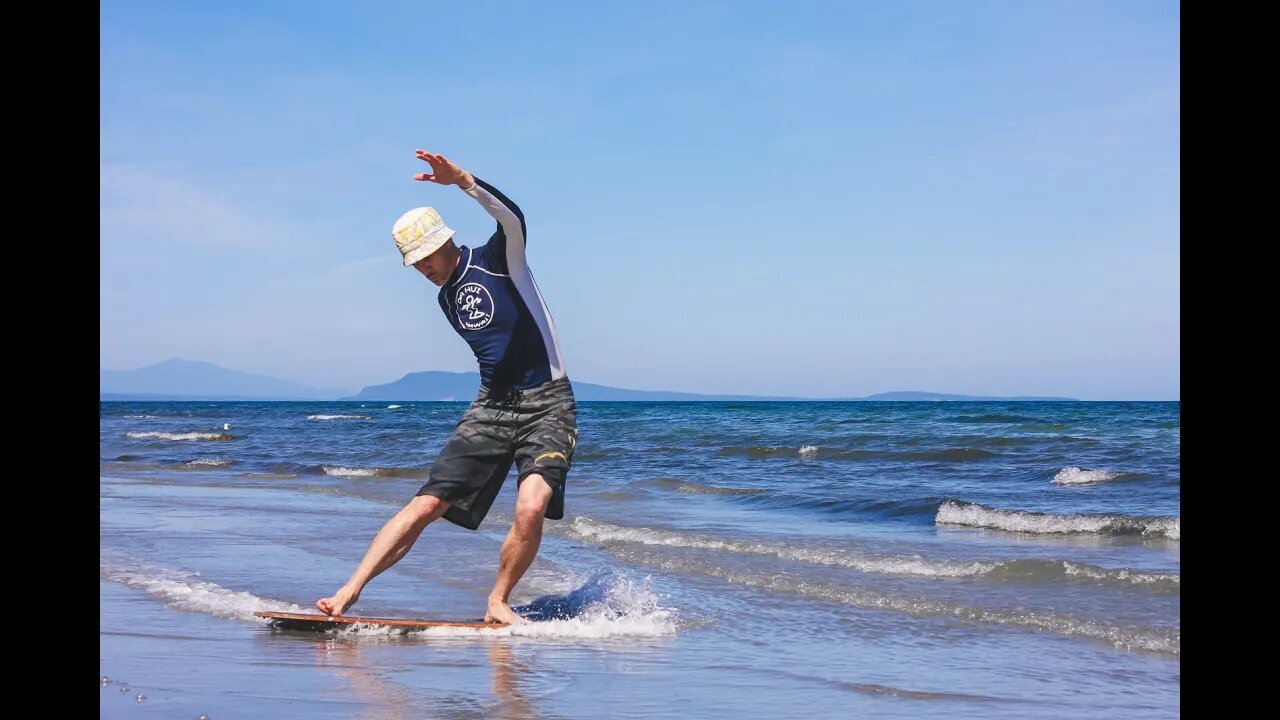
xmin=344 ymin=371 xmax=799 ymax=401
xmin=100 ymin=392 xmax=320 ymax=401
xmin=100 ymin=358 xmax=346 ymax=400
xmin=853 ymin=391 xmax=1077 ymax=401
xmin=98 ymin=359 xmax=1080 ymax=402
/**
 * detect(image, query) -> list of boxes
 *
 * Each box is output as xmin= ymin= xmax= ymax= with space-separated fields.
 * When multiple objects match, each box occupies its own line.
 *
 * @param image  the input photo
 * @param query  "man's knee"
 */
xmin=514 ymin=474 xmax=553 ymax=525
xmin=406 ymin=493 xmax=450 ymax=524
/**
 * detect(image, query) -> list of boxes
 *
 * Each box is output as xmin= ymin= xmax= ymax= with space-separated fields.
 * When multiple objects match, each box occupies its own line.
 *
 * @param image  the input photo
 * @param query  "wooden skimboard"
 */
xmin=256 ymin=611 xmax=508 ymax=631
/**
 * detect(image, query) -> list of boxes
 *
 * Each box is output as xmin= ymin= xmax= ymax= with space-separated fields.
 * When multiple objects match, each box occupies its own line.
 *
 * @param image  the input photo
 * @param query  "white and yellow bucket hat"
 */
xmin=392 ymin=206 xmax=455 ymax=266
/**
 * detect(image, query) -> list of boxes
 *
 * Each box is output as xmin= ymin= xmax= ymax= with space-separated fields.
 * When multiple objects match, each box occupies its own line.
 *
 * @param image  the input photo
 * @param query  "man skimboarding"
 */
xmin=317 ymin=150 xmax=577 ymax=625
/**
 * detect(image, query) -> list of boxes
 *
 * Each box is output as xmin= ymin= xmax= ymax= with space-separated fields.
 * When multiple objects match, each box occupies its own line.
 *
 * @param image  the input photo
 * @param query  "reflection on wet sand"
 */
xmin=488 ymin=640 xmax=546 ymax=720
xmin=310 ymin=637 xmax=423 ymax=720
xmin=291 ymin=634 xmax=550 ymax=720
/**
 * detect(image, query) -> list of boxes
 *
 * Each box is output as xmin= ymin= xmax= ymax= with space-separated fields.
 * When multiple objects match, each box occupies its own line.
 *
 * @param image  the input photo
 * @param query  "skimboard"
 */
xmin=255 ymin=611 xmax=508 ymax=631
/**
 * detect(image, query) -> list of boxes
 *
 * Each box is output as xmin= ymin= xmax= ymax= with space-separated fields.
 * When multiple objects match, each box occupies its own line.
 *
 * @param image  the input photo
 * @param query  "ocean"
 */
xmin=100 ymin=399 xmax=1179 ymax=718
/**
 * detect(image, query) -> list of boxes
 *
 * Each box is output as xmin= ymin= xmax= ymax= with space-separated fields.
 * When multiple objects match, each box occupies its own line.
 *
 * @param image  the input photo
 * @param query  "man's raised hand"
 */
xmin=414 ymin=150 xmax=473 ymax=187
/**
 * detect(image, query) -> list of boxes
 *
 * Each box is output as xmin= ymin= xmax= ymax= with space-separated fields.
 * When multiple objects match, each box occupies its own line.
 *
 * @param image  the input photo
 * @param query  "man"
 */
xmin=317 ymin=149 xmax=577 ymax=625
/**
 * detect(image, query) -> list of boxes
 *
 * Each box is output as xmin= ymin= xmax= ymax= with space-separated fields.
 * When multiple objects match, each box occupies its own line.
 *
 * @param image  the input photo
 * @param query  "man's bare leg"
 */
xmin=485 ymin=475 xmax=554 ymax=625
xmin=316 ymin=494 xmax=451 ymax=616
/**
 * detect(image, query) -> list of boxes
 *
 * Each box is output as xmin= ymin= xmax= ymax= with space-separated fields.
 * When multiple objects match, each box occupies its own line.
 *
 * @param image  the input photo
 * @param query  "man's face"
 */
xmin=413 ymin=243 xmax=454 ymax=286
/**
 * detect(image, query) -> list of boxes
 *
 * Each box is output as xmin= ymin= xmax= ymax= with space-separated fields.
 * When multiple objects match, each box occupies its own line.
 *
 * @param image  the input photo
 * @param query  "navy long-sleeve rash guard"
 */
xmin=437 ymin=178 xmax=567 ymax=391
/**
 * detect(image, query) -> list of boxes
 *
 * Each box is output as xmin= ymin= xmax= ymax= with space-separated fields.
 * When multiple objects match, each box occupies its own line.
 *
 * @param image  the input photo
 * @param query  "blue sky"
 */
xmin=100 ymin=1 xmax=1179 ymax=400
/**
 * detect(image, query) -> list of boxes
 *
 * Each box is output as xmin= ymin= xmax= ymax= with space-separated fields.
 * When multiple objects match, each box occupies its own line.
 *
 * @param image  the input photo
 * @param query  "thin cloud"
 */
xmin=100 ymin=164 xmax=302 ymax=257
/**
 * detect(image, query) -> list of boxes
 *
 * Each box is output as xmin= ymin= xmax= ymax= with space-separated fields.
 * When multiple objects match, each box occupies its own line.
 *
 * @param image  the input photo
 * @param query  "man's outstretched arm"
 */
xmin=413 ymin=149 xmax=528 ymax=266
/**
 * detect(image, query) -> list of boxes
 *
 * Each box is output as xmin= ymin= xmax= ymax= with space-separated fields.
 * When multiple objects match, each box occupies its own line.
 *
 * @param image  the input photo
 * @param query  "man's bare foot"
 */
xmin=316 ymin=585 xmax=361 ymax=617
xmin=485 ymin=598 xmax=529 ymax=625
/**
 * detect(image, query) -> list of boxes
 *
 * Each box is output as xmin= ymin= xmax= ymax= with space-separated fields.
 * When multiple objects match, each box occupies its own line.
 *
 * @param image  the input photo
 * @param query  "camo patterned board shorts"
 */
xmin=417 ymin=377 xmax=577 ymax=530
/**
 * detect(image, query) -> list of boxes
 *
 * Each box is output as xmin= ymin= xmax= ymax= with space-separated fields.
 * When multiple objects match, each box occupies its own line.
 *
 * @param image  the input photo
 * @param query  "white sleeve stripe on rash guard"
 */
xmin=462 ymin=179 xmax=566 ymax=381
xmin=471 ymin=265 xmax=510 ymax=278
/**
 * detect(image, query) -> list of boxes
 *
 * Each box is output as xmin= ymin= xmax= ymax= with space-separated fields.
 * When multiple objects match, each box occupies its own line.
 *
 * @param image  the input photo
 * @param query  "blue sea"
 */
xmin=100 ymin=399 xmax=1179 ymax=718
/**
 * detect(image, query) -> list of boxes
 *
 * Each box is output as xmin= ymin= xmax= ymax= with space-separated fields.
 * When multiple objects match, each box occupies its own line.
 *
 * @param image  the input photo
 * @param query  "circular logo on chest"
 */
xmin=455 ymin=282 xmax=495 ymax=330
